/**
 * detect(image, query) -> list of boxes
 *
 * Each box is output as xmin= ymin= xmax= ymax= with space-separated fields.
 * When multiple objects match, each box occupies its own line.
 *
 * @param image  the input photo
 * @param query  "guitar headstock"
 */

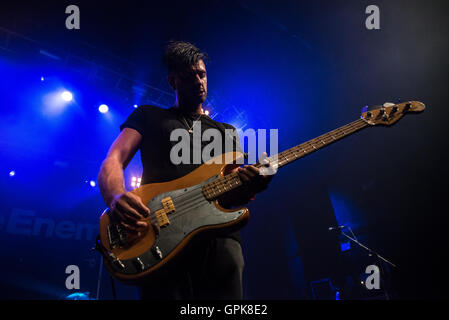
xmin=361 ymin=101 xmax=425 ymax=126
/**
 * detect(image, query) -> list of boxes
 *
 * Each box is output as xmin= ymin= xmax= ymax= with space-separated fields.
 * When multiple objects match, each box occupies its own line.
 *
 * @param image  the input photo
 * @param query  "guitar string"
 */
xmin=143 ymin=118 xmax=368 ymax=226
xmin=260 ymin=119 xmax=367 ymax=169
xmin=162 ymin=119 xmax=369 ymax=224
xmin=147 ymin=119 xmax=368 ymax=225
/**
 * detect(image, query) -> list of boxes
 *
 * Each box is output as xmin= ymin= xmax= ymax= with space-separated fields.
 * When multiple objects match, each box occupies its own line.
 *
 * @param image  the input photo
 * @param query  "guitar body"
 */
xmin=98 ymin=152 xmax=249 ymax=284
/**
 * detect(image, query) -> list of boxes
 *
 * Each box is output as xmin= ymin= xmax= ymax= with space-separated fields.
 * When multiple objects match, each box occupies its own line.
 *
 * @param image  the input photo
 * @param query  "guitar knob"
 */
xmin=134 ymin=257 xmax=145 ymax=271
xmin=152 ymin=246 xmax=163 ymax=259
xmin=109 ymin=253 xmax=125 ymax=269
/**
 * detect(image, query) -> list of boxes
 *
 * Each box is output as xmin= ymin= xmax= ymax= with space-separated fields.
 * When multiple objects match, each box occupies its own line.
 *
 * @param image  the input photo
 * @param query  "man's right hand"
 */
xmin=109 ymin=192 xmax=160 ymax=235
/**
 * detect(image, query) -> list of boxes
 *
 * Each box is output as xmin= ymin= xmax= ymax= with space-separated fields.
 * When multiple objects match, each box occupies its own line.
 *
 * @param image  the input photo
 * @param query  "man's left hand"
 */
xmin=234 ymin=152 xmax=275 ymax=199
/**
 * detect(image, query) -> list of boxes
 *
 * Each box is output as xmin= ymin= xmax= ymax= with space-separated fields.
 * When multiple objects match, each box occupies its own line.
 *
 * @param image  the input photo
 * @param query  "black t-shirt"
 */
xmin=120 ymin=105 xmax=243 ymax=242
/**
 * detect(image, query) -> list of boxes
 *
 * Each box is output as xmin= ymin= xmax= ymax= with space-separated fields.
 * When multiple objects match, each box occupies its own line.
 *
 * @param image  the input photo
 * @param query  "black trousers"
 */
xmin=138 ymin=237 xmax=245 ymax=300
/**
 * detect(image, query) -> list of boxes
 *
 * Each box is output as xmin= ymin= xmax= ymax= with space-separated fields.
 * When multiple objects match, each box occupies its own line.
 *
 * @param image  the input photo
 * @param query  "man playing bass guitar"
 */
xmin=97 ymin=41 xmax=274 ymax=299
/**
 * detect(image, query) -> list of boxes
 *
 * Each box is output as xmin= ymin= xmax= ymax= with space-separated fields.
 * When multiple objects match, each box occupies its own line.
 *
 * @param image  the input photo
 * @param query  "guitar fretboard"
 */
xmin=202 ymin=118 xmax=368 ymax=201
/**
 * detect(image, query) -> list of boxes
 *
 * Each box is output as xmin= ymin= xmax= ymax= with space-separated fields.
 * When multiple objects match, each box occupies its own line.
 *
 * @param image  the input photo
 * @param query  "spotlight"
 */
xmin=204 ymin=110 xmax=210 ymax=116
xmin=99 ymin=104 xmax=109 ymax=113
xmin=61 ymin=91 xmax=73 ymax=102
xmin=131 ymin=176 xmax=141 ymax=188
xmin=9 ymin=170 xmax=15 ymax=177
xmin=134 ymin=104 xmax=138 ymax=108
xmin=90 ymin=180 xmax=96 ymax=187
xmin=40 ymin=76 xmax=45 ymax=82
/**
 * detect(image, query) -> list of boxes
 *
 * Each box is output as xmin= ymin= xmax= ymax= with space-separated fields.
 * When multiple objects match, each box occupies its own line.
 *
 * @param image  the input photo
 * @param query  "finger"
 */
xmin=126 ymin=194 xmax=151 ymax=218
xmin=262 ymin=159 xmax=270 ymax=167
xmin=116 ymin=200 xmax=147 ymax=222
xmin=241 ymin=166 xmax=257 ymax=178
xmin=152 ymin=223 xmax=160 ymax=236
xmin=112 ymin=208 xmax=134 ymax=225
xmin=131 ymin=201 xmax=151 ymax=218
xmin=237 ymin=169 xmax=251 ymax=183
xmin=120 ymin=221 xmax=140 ymax=234
xmin=234 ymin=167 xmax=250 ymax=181
xmin=244 ymin=165 xmax=260 ymax=176
xmin=122 ymin=221 xmax=147 ymax=234
xmin=118 ymin=205 xmax=148 ymax=228
xmin=122 ymin=194 xmax=148 ymax=219
xmin=119 ymin=211 xmax=147 ymax=228
xmin=258 ymin=152 xmax=268 ymax=161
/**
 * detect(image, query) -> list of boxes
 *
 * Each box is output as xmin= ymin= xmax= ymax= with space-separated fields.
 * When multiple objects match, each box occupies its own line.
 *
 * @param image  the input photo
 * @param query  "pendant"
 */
xmin=188 ymin=129 xmax=193 ymax=134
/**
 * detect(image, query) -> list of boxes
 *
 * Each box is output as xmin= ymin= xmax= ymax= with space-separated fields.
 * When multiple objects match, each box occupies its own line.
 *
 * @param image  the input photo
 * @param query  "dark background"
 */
xmin=0 ymin=0 xmax=448 ymax=299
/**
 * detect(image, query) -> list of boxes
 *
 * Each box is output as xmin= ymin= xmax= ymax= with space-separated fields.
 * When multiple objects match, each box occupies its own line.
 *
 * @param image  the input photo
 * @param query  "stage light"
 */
xmin=204 ymin=110 xmax=210 ymax=116
xmin=340 ymin=242 xmax=351 ymax=252
xmin=65 ymin=292 xmax=94 ymax=300
xmin=90 ymin=180 xmax=96 ymax=187
xmin=61 ymin=91 xmax=73 ymax=102
xmin=9 ymin=170 xmax=15 ymax=177
xmin=134 ymin=104 xmax=138 ymax=108
xmin=99 ymin=104 xmax=109 ymax=113
xmin=131 ymin=176 xmax=141 ymax=188
xmin=40 ymin=76 xmax=45 ymax=82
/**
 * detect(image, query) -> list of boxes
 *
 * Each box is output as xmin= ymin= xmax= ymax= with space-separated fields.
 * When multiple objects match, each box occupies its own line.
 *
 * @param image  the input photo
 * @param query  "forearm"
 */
xmin=98 ymin=157 xmax=127 ymax=208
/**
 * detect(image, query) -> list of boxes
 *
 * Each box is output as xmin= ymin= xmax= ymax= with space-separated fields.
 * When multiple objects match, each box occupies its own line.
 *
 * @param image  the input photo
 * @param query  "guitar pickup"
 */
xmin=154 ymin=197 xmax=175 ymax=227
xmin=162 ymin=197 xmax=175 ymax=214
xmin=155 ymin=209 xmax=170 ymax=227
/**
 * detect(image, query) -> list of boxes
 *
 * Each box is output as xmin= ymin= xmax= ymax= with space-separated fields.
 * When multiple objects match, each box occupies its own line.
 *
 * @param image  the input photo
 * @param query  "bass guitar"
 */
xmin=96 ymin=101 xmax=425 ymax=284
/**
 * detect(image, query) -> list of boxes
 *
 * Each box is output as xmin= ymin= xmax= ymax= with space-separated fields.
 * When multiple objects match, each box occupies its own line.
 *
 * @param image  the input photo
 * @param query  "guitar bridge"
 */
xmin=107 ymin=223 xmax=127 ymax=248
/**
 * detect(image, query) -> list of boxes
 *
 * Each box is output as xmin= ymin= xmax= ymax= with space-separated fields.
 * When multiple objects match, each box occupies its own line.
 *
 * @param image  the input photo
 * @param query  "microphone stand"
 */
xmin=332 ymin=226 xmax=396 ymax=300
xmin=338 ymin=229 xmax=396 ymax=268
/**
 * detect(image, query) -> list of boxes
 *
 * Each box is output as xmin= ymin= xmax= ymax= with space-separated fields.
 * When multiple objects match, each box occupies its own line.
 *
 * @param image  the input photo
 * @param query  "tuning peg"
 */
xmin=389 ymin=105 xmax=398 ymax=117
xmin=403 ymin=103 xmax=411 ymax=112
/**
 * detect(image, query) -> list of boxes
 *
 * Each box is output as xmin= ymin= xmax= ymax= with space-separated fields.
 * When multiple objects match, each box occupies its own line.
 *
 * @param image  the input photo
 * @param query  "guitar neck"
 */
xmin=202 ymin=118 xmax=369 ymax=200
xmin=257 ymin=118 xmax=368 ymax=170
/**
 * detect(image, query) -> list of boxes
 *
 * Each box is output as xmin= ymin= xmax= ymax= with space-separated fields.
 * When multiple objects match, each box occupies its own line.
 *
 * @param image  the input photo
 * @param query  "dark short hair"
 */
xmin=162 ymin=40 xmax=208 ymax=74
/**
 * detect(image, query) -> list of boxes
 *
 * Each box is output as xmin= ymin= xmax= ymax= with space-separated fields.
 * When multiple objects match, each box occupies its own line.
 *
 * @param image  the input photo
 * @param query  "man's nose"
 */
xmin=194 ymin=74 xmax=202 ymax=84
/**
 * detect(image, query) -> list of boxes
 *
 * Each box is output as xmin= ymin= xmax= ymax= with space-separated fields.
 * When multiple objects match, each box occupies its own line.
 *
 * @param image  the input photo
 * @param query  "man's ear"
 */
xmin=167 ymin=75 xmax=176 ymax=90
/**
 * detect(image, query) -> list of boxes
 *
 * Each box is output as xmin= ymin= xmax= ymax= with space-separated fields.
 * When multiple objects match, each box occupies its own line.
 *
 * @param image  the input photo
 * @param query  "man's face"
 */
xmin=171 ymin=59 xmax=207 ymax=105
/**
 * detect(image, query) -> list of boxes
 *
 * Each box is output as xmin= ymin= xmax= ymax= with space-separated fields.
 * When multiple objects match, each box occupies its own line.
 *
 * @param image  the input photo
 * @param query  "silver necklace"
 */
xmin=182 ymin=114 xmax=202 ymax=134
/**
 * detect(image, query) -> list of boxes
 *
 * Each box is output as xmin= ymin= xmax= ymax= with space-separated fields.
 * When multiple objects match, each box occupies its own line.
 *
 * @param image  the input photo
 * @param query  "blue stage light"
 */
xmin=134 ymin=104 xmax=138 ymax=108
xmin=340 ymin=241 xmax=351 ymax=252
xmin=99 ymin=104 xmax=109 ymax=113
xmin=89 ymin=180 xmax=96 ymax=187
xmin=65 ymin=292 xmax=94 ymax=300
xmin=9 ymin=170 xmax=15 ymax=177
xmin=61 ymin=91 xmax=73 ymax=102
xmin=40 ymin=76 xmax=45 ymax=82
